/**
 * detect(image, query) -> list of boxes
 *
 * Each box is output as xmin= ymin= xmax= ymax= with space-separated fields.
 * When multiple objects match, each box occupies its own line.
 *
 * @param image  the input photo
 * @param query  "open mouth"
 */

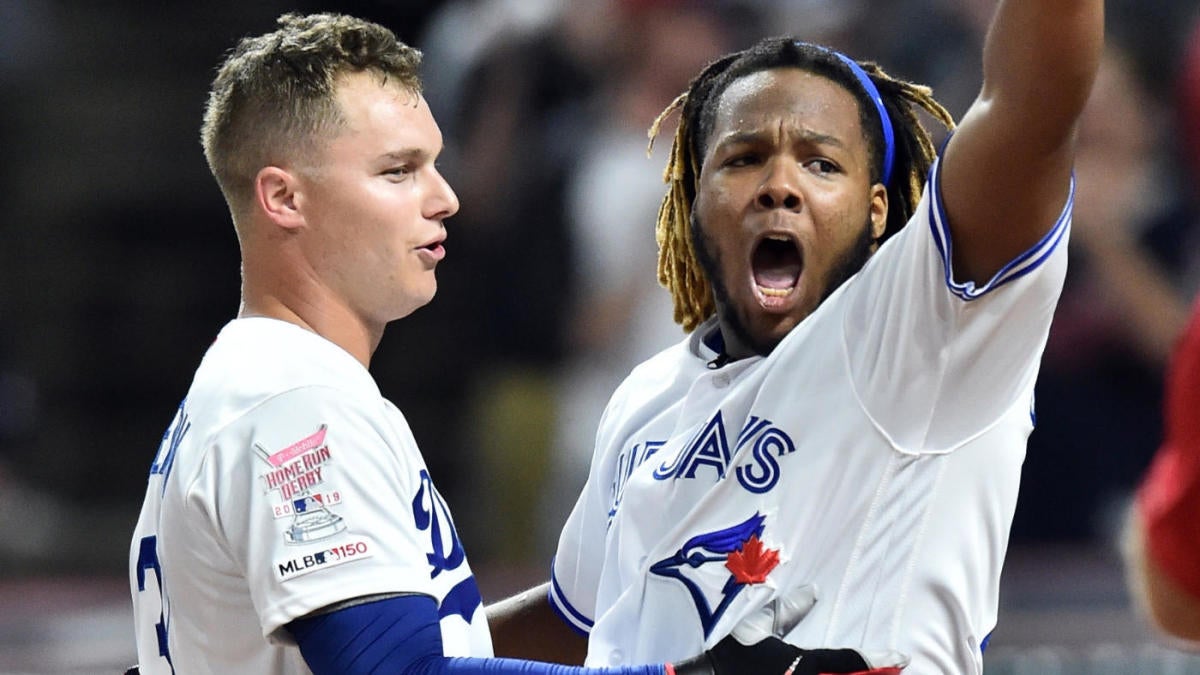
xmin=416 ymin=236 xmax=447 ymax=262
xmin=751 ymin=235 xmax=801 ymax=307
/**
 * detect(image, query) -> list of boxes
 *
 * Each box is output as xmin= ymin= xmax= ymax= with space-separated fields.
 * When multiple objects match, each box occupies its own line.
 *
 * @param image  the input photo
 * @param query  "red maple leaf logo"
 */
xmin=725 ymin=535 xmax=780 ymax=585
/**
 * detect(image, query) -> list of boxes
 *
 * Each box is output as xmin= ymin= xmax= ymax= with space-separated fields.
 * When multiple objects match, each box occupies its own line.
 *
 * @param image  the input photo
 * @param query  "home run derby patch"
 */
xmin=255 ymin=424 xmax=347 ymax=544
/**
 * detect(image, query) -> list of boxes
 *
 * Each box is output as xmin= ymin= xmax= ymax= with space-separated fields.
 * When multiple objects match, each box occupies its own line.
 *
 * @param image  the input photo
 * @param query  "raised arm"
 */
xmin=941 ymin=0 xmax=1105 ymax=283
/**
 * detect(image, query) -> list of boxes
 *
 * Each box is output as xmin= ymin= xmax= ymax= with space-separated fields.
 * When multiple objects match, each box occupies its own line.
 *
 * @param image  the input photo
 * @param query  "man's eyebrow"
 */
xmin=377 ymin=148 xmax=433 ymax=163
xmin=716 ymin=129 xmax=845 ymax=149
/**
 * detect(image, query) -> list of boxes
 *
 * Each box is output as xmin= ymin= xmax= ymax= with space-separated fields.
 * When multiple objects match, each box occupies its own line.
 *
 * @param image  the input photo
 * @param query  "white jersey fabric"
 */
xmin=129 ymin=318 xmax=492 ymax=674
xmin=550 ymin=158 xmax=1071 ymax=675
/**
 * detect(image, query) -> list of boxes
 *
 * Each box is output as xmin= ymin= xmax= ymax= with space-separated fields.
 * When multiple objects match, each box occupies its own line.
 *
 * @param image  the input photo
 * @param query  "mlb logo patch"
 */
xmin=293 ymin=495 xmax=323 ymax=513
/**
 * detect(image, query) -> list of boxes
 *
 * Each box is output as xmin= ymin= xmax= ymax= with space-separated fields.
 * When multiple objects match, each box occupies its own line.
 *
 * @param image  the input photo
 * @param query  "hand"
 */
xmin=672 ymin=635 xmax=908 ymax=675
xmin=671 ymin=585 xmax=908 ymax=675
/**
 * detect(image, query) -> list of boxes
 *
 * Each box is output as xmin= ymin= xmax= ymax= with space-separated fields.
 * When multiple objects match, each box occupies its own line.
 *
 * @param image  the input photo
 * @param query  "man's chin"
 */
xmin=751 ymin=327 xmax=791 ymax=357
xmin=722 ymin=309 xmax=798 ymax=359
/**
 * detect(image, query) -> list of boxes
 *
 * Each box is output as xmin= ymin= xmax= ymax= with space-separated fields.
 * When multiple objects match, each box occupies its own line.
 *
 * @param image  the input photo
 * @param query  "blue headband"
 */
xmin=796 ymin=43 xmax=896 ymax=186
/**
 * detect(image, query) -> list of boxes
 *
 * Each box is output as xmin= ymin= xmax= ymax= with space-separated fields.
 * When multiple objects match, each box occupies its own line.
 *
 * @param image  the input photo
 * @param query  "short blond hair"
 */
xmin=200 ymin=13 xmax=422 ymax=212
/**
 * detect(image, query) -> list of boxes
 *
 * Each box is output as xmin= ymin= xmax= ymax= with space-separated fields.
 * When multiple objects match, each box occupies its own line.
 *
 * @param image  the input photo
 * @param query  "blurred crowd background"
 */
xmin=3 ymin=0 xmax=1200 ymax=672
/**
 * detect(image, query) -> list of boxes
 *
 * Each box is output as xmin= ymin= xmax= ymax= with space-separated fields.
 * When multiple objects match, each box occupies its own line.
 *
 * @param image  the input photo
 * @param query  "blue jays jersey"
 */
xmin=129 ymin=318 xmax=491 ymax=674
xmin=550 ymin=158 xmax=1072 ymax=675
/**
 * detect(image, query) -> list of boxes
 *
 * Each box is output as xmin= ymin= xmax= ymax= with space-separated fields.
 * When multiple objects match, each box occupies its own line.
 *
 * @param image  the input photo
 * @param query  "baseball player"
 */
xmin=487 ymin=1 xmax=1105 ymax=674
xmin=127 ymin=12 xmax=905 ymax=675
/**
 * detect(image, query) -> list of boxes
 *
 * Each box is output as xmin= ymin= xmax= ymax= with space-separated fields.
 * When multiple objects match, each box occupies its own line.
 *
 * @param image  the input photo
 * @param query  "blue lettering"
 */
xmin=612 ymin=443 xmax=638 ymax=503
xmin=412 ymin=470 xmax=465 ymax=577
xmin=653 ymin=442 xmax=685 ymax=480
xmin=150 ymin=400 xmax=190 ymax=494
xmin=135 ymin=535 xmax=174 ymax=671
xmin=439 ymin=576 xmax=483 ymax=623
xmin=735 ymin=416 xmax=771 ymax=450
xmin=736 ymin=425 xmax=793 ymax=493
xmin=608 ymin=440 xmax=668 ymax=524
xmin=630 ymin=412 xmax=798 ymax=494
xmin=736 ymin=444 xmax=778 ymax=493
xmin=680 ymin=431 xmax=731 ymax=480
xmin=655 ymin=412 xmax=730 ymax=481
xmin=734 ymin=435 xmax=774 ymax=491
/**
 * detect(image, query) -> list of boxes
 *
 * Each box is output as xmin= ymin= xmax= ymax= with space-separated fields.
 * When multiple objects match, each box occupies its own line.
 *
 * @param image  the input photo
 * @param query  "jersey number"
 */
xmin=135 ymin=535 xmax=174 ymax=672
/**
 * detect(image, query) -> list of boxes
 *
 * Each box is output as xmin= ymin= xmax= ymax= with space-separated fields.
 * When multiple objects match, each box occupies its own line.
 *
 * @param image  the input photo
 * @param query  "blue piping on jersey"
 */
xmin=549 ymin=562 xmax=593 ymax=636
xmin=927 ymin=157 xmax=1074 ymax=301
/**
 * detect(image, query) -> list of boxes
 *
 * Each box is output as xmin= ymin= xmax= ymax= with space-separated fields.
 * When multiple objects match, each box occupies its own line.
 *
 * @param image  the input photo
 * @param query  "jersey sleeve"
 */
xmin=550 ymin=392 xmax=630 ymax=635
xmin=184 ymin=385 xmax=451 ymax=641
xmin=291 ymin=594 xmax=667 ymax=675
xmin=1138 ymin=298 xmax=1200 ymax=598
xmin=842 ymin=156 xmax=1072 ymax=452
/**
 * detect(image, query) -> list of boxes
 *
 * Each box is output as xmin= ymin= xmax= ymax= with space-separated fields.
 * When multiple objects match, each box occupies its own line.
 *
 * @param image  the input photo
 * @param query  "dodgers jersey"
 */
xmin=550 ymin=158 xmax=1071 ymax=675
xmin=129 ymin=318 xmax=491 ymax=674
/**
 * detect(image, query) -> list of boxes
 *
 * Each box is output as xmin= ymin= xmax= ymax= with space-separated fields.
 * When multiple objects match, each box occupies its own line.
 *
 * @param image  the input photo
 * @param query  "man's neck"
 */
xmin=238 ymin=295 xmax=378 ymax=368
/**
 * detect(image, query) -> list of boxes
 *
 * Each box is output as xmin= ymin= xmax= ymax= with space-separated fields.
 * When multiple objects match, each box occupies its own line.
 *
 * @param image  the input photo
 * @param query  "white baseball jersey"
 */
xmin=129 ymin=318 xmax=492 ymax=674
xmin=550 ymin=158 xmax=1071 ymax=675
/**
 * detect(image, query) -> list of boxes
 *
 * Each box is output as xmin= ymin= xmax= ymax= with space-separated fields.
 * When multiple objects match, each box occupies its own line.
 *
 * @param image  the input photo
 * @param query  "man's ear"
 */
xmin=255 ymin=166 xmax=305 ymax=230
xmin=869 ymin=183 xmax=889 ymax=242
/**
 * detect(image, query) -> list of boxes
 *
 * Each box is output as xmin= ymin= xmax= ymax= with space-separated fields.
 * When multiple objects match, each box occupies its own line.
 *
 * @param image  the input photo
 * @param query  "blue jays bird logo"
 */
xmin=650 ymin=513 xmax=781 ymax=637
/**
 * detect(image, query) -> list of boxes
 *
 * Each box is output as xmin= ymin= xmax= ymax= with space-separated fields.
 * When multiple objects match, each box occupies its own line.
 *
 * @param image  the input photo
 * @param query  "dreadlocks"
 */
xmin=649 ymin=38 xmax=955 ymax=331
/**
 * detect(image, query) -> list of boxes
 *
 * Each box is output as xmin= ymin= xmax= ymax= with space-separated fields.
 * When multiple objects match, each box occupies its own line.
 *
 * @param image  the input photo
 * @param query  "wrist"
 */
xmin=667 ymin=651 xmax=717 ymax=675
